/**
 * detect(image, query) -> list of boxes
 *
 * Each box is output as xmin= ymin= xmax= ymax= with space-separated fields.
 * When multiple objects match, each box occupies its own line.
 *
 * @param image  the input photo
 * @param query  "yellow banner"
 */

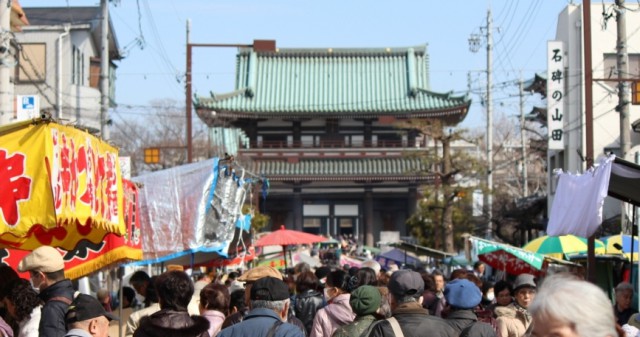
xmin=0 ymin=121 xmax=125 ymax=250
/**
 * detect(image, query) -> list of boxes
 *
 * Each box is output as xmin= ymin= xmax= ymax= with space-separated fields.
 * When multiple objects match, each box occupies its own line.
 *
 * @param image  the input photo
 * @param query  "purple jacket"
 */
xmin=201 ymin=310 xmax=225 ymax=337
xmin=309 ymin=294 xmax=355 ymax=337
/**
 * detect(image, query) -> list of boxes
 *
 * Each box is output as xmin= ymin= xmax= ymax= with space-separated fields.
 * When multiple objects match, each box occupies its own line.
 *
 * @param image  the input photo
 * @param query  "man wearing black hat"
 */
xmin=65 ymin=294 xmax=118 ymax=337
xmin=367 ymin=270 xmax=456 ymax=337
xmin=218 ymin=276 xmax=304 ymax=337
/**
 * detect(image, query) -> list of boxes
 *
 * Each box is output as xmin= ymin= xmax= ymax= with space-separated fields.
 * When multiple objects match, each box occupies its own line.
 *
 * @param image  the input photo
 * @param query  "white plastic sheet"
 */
xmin=132 ymin=158 xmax=255 ymax=261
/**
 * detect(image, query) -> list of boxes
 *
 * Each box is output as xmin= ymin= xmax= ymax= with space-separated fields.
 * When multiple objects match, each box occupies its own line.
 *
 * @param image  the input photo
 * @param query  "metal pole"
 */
xmin=631 ymin=207 xmax=635 ymax=282
xmin=118 ymin=267 xmax=124 ymax=337
xmin=520 ymin=77 xmax=528 ymax=197
xmin=616 ymin=0 xmax=630 ymax=159
xmin=486 ymin=8 xmax=494 ymax=239
xmin=186 ymin=20 xmax=193 ymax=163
xmin=99 ymin=0 xmax=110 ymax=139
xmin=0 ymin=0 xmax=10 ymax=126
xmin=583 ymin=0 xmax=597 ymax=283
xmin=616 ymin=0 xmax=632 ymax=236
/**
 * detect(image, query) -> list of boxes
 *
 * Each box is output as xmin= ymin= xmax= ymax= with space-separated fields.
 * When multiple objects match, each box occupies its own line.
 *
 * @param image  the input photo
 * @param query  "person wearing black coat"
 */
xmin=133 ymin=271 xmax=209 ymax=337
xmin=18 ymin=246 xmax=76 ymax=337
xmin=294 ymin=272 xmax=324 ymax=335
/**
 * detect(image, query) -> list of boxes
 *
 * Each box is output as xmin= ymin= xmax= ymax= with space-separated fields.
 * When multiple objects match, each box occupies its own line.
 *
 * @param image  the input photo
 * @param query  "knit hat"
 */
xmin=444 ymin=278 xmax=482 ymax=309
xmin=349 ymin=285 xmax=381 ymax=316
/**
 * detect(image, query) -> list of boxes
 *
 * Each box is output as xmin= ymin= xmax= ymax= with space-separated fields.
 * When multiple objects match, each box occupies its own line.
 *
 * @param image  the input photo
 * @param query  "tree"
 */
xmin=110 ymin=99 xmax=211 ymax=176
xmin=463 ymin=110 xmax=549 ymax=246
xmin=112 ymin=100 xmax=271 ymax=240
xmin=400 ymin=119 xmax=479 ymax=253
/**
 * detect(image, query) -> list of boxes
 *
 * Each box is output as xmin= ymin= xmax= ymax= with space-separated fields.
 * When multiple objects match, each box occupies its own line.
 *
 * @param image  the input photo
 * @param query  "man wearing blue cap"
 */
xmin=443 ymin=278 xmax=496 ymax=337
xmin=218 ymin=276 xmax=304 ymax=337
xmin=367 ymin=270 xmax=456 ymax=337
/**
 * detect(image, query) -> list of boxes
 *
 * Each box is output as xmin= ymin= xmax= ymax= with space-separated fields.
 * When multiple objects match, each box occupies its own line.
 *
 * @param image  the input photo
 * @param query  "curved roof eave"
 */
xmin=196 ymin=103 xmax=470 ymax=127
xmin=266 ymin=175 xmax=436 ymax=182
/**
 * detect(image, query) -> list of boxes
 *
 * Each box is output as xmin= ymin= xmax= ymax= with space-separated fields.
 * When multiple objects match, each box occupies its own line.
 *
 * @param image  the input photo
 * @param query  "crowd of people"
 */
xmin=0 ymin=246 xmax=635 ymax=337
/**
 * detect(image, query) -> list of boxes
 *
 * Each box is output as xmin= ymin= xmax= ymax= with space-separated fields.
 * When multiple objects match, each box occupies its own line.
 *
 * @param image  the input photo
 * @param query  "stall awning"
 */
xmin=389 ymin=241 xmax=456 ymax=259
xmin=609 ymin=157 xmax=640 ymax=207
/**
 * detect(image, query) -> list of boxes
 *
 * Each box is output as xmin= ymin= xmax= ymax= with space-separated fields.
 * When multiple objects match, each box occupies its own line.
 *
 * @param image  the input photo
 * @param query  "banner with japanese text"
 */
xmin=547 ymin=41 xmax=565 ymax=150
xmin=0 ymin=179 xmax=142 ymax=279
xmin=0 ymin=121 xmax=125 ymax=251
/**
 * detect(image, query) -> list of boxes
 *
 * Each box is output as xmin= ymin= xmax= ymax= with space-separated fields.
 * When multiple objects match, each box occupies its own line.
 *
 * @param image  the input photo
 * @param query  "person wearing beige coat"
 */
xmin=494 ymin=274 xmax=536 ymax=337
xmin=495 ymin=303 xmax=531 ymax=337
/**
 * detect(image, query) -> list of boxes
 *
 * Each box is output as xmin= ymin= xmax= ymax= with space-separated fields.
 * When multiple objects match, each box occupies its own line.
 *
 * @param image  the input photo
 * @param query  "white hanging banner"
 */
xmin=547 ymin=156 xmax=614 ymax=237
xmin=547 ymin=41 xmax=565 ymax=150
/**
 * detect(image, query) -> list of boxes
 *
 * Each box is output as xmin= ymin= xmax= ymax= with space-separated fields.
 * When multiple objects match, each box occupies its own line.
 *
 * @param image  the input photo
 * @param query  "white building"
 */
xmin=550 ymin=3 xmax=640 ymax=221
xmin=12 ymin=7 xmax=121 ymax=133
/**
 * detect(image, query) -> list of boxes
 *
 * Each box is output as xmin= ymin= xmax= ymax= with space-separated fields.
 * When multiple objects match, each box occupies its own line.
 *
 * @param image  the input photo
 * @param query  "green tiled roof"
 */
xmin=251 ymin=157 xmax=435 ymax=182
xmin=195 ymin=46 xmax=470 ymax=121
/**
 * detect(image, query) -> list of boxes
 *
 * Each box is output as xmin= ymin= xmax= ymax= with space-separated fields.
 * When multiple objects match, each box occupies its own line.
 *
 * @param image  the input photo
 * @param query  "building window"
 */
xmin=301 ymin=135 xmax=317 ymax=147
xmin=338 ymin=218 xmax=354 ymax=236
xmin=72 ymin=46 xmax=79 ymax=85
xmin=72 ymin=46 xmax=87 ymax=86
xmin=90 ymin=57 xmax=100 ymax=88
xmin=303 ymin=218 xmax=322 ymax=228
xmin=17 ymin=43 xmax=46 ymax=82
xmin=303 ymin=217 xmax=324 ymax=235
xmin=326 ymin=119 xmax=339 ymax=133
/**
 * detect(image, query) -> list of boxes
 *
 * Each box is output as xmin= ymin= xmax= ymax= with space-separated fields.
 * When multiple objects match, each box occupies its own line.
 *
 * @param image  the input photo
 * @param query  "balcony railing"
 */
xmin=250 ymin=139 xmax=411 ymax=149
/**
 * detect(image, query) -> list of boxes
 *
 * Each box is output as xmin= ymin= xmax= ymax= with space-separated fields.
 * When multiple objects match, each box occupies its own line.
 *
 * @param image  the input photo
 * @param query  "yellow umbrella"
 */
xmin=601 ymin=234 xmax=639 ymax=261
xmin=523 ymin=235 xmax=605 ymax=259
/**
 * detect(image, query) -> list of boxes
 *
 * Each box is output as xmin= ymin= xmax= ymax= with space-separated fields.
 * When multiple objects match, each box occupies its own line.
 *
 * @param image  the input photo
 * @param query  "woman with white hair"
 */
xmin=528 ymin=273 xmax=622 ymax=337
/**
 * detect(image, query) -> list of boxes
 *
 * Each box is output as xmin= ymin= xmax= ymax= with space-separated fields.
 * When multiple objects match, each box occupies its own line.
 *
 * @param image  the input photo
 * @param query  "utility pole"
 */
xmin=486 ymin=9 xmax=493 ymax=240
xmin=184 ymin=32 xmax=266 ymax=163
xmin=615 ymin=0 xmax=631 ymax=236
xmin=186 ymin=19 xmax=192 ymax=163
xmin=0 ymin=0 xmax=11 ymax=126
xmin=469 ymin=9 xmax=493 ymax=239
xmin=583 ymin=0 xmax=597 ymax=284
xmin=519 ymin=77 xmax=528 ymax=197
xmin=616 ymin=0 xmax=630 ymax=159
xmin=99 ymin=0 xmax=110 ymax=140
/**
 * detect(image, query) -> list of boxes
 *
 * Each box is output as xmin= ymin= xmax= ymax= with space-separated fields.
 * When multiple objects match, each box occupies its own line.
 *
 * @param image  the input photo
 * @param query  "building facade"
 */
xmin=12 ymin=7 xmax=121 ymax=133
xmin=195 ymin=44 xmax=471 ymax=246
xmin=550 ymin=4 xmax=640 ymax=221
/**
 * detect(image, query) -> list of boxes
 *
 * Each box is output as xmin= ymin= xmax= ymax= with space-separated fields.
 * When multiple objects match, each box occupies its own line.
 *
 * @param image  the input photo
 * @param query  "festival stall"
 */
xmin=470 ymin=236 xmax=579 ymax=277
xmin=375 ymin=248 xmax=423 ymax=269
xmin=129 ymin=157 xmax=261 ymax=268
xmin=0 ymin=119 xmax=141 ymax=278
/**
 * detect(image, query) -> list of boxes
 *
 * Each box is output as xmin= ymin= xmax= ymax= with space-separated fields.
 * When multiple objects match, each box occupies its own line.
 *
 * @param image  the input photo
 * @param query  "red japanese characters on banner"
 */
xmin=51 ymin=129 xmax=120 ymax=224
xmin=0 ymin=179 xmax=142 ymax=280
xmin=0 ymin=150 xmax=32 ymax=227
xmin=0 ymin=121 xmax=125 ymax=251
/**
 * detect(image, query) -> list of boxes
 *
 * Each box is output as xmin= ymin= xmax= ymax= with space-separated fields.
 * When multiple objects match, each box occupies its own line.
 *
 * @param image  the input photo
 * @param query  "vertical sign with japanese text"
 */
xmin=547 ymin=41 xmax=565 ymax=150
